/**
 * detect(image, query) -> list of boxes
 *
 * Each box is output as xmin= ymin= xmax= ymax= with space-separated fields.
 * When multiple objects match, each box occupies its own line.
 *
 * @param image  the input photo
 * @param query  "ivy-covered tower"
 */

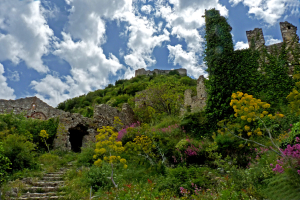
xmin=204 ymin=9 xmax=233 ymax=76
xmin=203 ymin=8 xmax=237 ymax=134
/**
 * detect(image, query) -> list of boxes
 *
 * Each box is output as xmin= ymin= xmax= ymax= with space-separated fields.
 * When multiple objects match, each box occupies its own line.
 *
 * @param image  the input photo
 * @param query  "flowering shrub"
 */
xmin=272 ymin=137 xmax=300 ymax=175
xmin=125 ymin=133 xmax=166 ymax=166
xmin=93 ymin=126 xmax=127 ymax=188
xmin=280 ymin=121 xmax=300 ymax=149
xmin=39 ymin=130 xmax=50 ymax=153
xmin=173 ymin=137 xmax=212 ymax=166
xmin=215 ymin=91 xmax=286 ymax=157
xmin=151 ymin=124 xmax=180 ymax=135
xmin=117 ymin=121 xmax=140 ymax=141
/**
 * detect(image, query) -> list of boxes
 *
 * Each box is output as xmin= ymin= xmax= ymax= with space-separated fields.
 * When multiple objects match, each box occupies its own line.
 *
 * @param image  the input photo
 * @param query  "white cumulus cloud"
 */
xmin=30 ymin=0 xmax=129 ymax=106
xmin=0 ymin=63 xmax=15 ymax=99
xmin=168 ymin=44 xmax=207 ymax=79
xmin=0 ymin=0 xmax=54 ymax=73
xmin=234 ymin=41 xmax=249 ymax=50
xmin=154 ymin=0 xmax=228 ymax=77
xmin=264 ymin=35 xmax=282 ymax=45
xmin=229 ymin=0 xmax=296 ymax=26
xmin=141 ymin=5 xmax=153 ymax=14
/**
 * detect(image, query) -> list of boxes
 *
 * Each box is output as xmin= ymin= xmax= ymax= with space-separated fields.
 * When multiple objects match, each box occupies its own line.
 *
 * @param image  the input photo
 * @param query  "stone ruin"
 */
xmin=135 ymin=68 xmax=187 ymax=77
xmin=180 ymin=75 xmax=208 ymax=116
xmin=0 ymin=97 xmax=137 ymax=152
xmin=246 ymin=21 xmax=300 ymax=77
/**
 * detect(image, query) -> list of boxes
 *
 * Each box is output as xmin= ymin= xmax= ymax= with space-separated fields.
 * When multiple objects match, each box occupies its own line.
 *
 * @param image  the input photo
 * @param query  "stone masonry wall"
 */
xmin=180 ymin=75 xmax=208 ymax=116
xmin=246 ymin=21 xmax=300 ymax=77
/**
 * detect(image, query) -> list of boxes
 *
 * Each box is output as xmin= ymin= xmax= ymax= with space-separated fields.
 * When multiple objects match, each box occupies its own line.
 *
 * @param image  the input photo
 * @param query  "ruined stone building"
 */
xmin=246 ymin=21 xmax=300 ymax=77
xmin=180 ymin=75 xmax=208 ymax=116
xmin=135 ymin=68 xmax=187 ymax=77
xmin=0 ymin=97 xmax=136 ymax=152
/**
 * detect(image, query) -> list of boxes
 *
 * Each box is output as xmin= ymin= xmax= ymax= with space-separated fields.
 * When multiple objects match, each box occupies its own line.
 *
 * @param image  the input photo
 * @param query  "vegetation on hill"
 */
xmin=56 ymin=72 xmax=196 ymax=120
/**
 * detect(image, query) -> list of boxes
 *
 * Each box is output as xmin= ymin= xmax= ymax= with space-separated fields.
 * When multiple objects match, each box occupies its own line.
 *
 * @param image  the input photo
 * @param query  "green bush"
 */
xmin=214 ymin=133 xmax=254 ymax=167
xmin=179 ymin=76 xmax=197 ymax=86
xmin=82 ymin=165 xmax=113 ymax=192
xmin=2 ymin=134 xmax=37 ymax=172
xmin=280 ymin=121 xmax=300 ymax=149
xmin=157 ymin=166 xmax=217 ymax=196
xmin=180 ymin=110 xmax=210 ymax=139
xmin=168 ymin=70 xmax=180 ymax=76
xmin=76 ymin=143 xmax=96 ymax=167
xmin=0 ymin=142 xmax=11 ymax=185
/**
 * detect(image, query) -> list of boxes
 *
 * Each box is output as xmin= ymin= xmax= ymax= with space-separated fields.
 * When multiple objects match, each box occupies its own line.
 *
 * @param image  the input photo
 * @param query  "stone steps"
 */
xmin=7 ymin=163 xmax=73 ymax=200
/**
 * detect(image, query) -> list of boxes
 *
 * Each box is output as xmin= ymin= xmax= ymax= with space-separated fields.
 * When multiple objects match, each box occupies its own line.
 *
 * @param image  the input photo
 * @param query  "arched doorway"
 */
xmin=68 ymin=124 xmax=88 ymax=152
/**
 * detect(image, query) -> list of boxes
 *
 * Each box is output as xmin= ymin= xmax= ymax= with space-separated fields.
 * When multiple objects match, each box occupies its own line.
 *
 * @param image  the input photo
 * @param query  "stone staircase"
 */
xmin=7 ymin=163 xmax=73 ymax=200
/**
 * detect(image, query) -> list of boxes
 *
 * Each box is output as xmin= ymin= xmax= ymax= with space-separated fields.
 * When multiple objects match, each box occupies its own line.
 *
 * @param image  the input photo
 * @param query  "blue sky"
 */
xmin=0 ymin=0 xmax=299 ymax=107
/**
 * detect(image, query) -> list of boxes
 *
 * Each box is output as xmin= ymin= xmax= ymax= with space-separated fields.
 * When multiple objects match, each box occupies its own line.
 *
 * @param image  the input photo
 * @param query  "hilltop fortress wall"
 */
xmin=135 ymin=68 xmax=187 ymax=77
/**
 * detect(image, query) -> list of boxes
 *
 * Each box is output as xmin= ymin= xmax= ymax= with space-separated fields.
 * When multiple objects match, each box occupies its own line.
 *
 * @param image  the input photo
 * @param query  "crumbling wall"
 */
xmin=0 ymin=96 xmax=64 ymax=120
xmin=181 ymin=75 xmax=208 ymax=116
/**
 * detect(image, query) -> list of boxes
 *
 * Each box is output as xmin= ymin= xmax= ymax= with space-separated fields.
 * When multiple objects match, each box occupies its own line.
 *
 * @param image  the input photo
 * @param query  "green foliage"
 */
xmin=263 ymin=172 xmax=300 ymax=200
xmin=280 ymin=121 xmax=300 ymax=149
xmin=157 ymin=166 xmax=217 ymax=196
xmin=179 ymin=76 xmax=197 ymax=86
xmin=132 ymin=76 xmax=189 ymax=123
xmin=0 ymin=113 xmax=59 ymax=151
xmin=82 ymin=165 xmax=113 ymax=192
xmin=2 ymin=134 xmax=37 ymax=172
xmin=0 ymin=142 xmax=11 ymax=185
xmin=76 ymin=143 xmax=96 ymax=167
xmin=121 ymin=127 xmax=142 ymax=146
xmin=168 ymin=70 xmax=180 ymax=76
xmin=180 ymin=110 xmax=210 ymax=139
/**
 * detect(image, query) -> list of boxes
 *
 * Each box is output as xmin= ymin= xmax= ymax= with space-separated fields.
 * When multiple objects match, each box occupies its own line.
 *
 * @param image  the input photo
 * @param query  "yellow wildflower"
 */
xmin=120 ymin=158 xmax=126 ymax=164
xmin=257 ymin=131 xmax=262 ymax=136
xmin=241 ymin=116 xmax=247 ymax=120
xmin=244 ymin=125 xmax=250 ymax=131
xmin=260 ymin=114 xmax=264 ymax=118
xmin=262 ymin=111 xmax=268 ymax=115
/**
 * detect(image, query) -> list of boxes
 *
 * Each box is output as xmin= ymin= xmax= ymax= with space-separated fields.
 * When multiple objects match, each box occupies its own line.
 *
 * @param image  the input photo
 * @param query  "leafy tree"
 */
xmin=168 ymin=70 xmax=180 ymax=76
xmin=132 ymin=76 xmax=189 ymax=123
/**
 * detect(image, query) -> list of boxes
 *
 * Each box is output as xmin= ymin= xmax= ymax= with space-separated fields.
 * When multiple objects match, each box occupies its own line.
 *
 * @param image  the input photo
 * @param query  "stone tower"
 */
xmin=180 ymin=75 xmax=208 ymax=116
xmin=197 ymin=75 xmax=207 ymax=99
xmin=246 ymin=28 xmax=265 ymax=50
xmin=280 ymin=21 xmax=299 ymax=43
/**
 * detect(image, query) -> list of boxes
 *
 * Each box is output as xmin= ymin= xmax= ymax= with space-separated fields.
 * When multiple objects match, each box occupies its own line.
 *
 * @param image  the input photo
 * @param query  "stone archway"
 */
xmin=68 ymin=124 xmax=89 ymax=152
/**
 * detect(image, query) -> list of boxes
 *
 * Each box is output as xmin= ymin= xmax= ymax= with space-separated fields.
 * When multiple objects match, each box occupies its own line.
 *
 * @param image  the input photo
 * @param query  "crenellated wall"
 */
xmin=246 ymin=21 xmax=300 ymax=77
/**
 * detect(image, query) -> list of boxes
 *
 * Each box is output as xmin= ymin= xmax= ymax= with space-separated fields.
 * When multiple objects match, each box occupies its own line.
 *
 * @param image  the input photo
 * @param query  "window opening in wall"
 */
xmin=68 ymin=124 xmax=88 ymax=152
xmin=287 ymin=26 xmax=291 ymax=29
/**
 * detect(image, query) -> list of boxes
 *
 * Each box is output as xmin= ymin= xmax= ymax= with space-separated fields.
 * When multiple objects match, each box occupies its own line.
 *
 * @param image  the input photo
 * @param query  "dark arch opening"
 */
xmin=69 ymin=124 xmax=88 ymax=152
